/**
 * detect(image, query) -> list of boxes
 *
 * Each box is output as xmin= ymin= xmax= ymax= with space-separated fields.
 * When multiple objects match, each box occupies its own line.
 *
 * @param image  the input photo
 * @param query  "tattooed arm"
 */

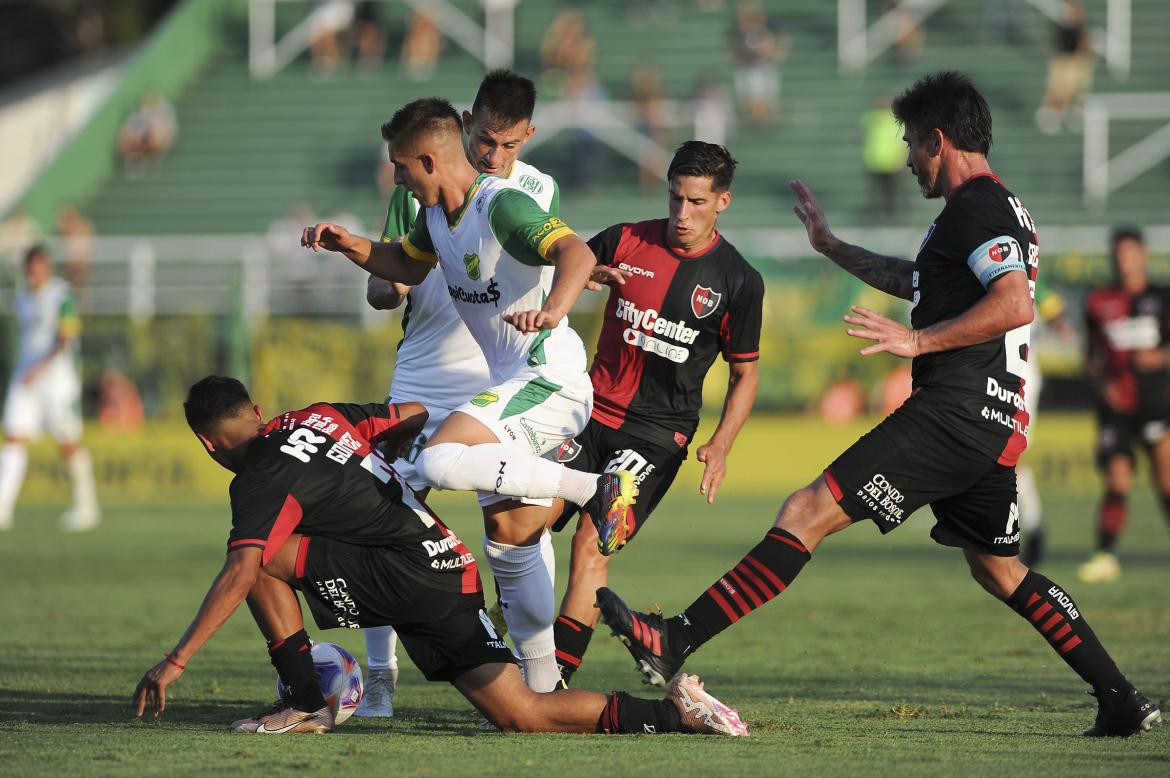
xmin=791 ymin=179 xmax=915 ymax=301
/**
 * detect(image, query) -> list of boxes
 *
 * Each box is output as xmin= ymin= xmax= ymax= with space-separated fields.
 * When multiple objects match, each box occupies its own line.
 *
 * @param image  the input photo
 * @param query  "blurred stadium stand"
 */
xmin=2 ymin=0 xmax=1169 ymax=415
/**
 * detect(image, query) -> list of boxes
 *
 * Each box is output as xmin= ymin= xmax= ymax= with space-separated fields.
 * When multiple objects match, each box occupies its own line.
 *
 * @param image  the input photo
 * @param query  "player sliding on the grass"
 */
xmin=304 ymin=97 xmax=636 ymax=694
xmin=596 ymin=71 xmax=1162 ymax=739
xmin=130 ymin=376 xmax=746 ymax=736
xmin=550 ymin=141 xmax=764 ymax=684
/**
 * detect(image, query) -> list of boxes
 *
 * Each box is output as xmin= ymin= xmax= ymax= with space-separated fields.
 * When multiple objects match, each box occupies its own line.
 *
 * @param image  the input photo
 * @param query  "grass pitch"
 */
xmin=2 ymin=429 xmax=1168 ymax=775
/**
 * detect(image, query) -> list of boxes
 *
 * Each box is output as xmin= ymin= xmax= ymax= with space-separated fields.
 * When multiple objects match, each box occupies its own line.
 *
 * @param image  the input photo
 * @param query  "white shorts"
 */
xmin=453 ymin=369 xmax=593 ymax=508
xmin=3 ymin=365 xmax=83 ymax=443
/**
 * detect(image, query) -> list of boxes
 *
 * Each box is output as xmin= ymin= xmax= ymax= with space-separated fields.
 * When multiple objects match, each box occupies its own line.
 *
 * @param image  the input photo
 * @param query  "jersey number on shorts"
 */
xmin=604 ymin=449 xmax=651 ymax=476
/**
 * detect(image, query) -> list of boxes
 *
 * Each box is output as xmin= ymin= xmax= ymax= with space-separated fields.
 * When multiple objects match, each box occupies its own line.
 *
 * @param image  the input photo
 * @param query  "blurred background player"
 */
xmin=357 ymin=70 xmax=556 ymax=716
xmin=597 ymin=72 xmax=1160 ymax=739
xmin=0 ymin=245 xmax=99 ymax=532
xmin=1018 ymin=274 xmax=1075 ymax=567
xmin=132 ymin=376 xmax=744 ymax=738
xmin=551 ymin=141 xmax=764 ymax=684
xmin=304 ymin=98 xmax=635 ymax=694
xmin=1078 ymin=226 xmax=1170 ymax=583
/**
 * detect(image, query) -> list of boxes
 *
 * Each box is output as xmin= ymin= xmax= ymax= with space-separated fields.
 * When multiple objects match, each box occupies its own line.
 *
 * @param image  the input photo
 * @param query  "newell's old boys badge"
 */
xmin=464 ymin=252 xmax=481 ymax=280
xmin=554 ymin=438 xmax=582 ymax=463
xmin=691 ymin=285 xmax=721 ymax=319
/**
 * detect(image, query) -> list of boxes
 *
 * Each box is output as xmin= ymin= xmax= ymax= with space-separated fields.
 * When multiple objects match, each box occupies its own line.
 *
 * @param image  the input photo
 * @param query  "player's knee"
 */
xmin=966 ymin=558 xmax=1023 ymax=600
xmin=775 ymin=485 xmax=831 ymax=534
xmin=414 ymin=442 xmax=464 ymax=489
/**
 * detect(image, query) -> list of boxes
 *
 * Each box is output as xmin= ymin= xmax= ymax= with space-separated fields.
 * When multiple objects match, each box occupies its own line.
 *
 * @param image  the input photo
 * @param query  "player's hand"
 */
xmin=503 ymin=308 xmax=563 ymax=333
xmin=844 ymin=305 xmax=920 ymax=358
xmin=132 ymin=658 xmax=184 ymax=719
xmin=1134 ymin=347 xmax=1169 ymax=372
xmin=587 ymin=266 xmax=631 ymax=292
xmin=697 ymin=441 xmax=728 ymax=504
xmin=1102 ymin=380 xmax=1127 ymax=411
xmin=791 ymin=179 xmax=836 ymax=255
xmin=301 ymin=222 xmax=355 ymax=254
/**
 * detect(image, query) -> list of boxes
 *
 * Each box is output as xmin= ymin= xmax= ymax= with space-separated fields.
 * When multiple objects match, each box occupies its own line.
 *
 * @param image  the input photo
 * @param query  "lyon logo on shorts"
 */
xmin=691 ymin=285 xmax=721 ymax=319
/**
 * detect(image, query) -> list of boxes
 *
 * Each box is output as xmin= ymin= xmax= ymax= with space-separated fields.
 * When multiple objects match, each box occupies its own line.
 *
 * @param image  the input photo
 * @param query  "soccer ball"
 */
xmin=276 ymin=641 xmax=363 ymax=725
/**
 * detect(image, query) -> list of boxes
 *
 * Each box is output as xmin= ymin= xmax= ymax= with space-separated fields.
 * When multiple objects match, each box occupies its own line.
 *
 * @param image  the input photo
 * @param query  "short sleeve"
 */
xmin=327 ymin=401 xmax=407 ymax=446
xmin=57 ymin=293 xmax=81 ymax=339
xmin=381 ymin=186 xmax=419 ymax=242
xmin=721 ymin=268 xmax=764 ymax=363
xmin=402 ymin=208 xmax=437 ymax=264
xmin=586 ymin=224 xmax=627 ymax=268
xmin=487 ymin=189 xmax=576 ymax=267
xmin=548 ymin=179 xmax=561 ymax=218
xmin=950 ymin=191 xmax=1030 ymax=289
xmin=228 ymin=475 xmax=291 ymax=552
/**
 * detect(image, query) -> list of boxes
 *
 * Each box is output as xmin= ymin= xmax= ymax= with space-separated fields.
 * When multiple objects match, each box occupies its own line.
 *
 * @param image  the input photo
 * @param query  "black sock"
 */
xmin=667 ymin=528 xmax=811 ymax=658
xmin=268 ymin=629 xmax=327 ymax=712
xmin=596 ymin=691 xmax=684 ymax=734
xmin=553 ymin=615 xmax=593 ymax=683
xmin=1097 ymin=491 xmax=1127 ymax=553
xmin=1006 ymin=570 xmax=1129 ymax=701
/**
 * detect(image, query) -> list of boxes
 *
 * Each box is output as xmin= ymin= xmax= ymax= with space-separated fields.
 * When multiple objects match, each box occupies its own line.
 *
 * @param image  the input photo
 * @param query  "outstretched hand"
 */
xmin=790 ymin=179 xmax=836 ymax=255
xmin=844 ymin=305 xmax=920 ymax=358
xmin=696 ymin=442 xmax=727 ymax=504
xmin=300 ymin=222 xmax=356 ymax=254
xmin=132 ymin=658 xmax=184 ymax=719
xmin=586 ymin=266 xmax=631 ymax=292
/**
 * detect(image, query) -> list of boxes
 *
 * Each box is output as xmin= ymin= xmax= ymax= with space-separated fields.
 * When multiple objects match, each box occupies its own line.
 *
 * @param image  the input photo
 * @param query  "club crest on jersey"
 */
xmin=463 ymin=252 xmax=481 ymax=280
xmin=988 ymin=240 xmax=1017 ymax=263
xmin=691 ymin=285 xmax=721 ymax=319
xmin=518 ymin=174 xmax=544 ymax=195
xmin=554 ymin=438 xmax=582 ymax=463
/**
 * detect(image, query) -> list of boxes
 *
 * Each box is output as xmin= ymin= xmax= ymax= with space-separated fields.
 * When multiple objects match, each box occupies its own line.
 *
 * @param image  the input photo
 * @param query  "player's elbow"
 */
xmin=1008 ymin=297 xmax=1034 ymax=329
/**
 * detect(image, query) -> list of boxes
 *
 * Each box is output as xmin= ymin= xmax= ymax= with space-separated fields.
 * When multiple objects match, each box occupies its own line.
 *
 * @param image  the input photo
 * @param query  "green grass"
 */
xmin=2 ymin=485 xmax=1168 ymax=776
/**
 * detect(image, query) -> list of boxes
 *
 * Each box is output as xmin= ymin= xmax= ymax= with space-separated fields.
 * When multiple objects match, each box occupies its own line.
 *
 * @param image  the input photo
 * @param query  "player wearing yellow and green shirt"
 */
xmin=357 ymin=72 xmax=565 ymax=712
xmin=0 ymin=245 xmax=99 ymax=532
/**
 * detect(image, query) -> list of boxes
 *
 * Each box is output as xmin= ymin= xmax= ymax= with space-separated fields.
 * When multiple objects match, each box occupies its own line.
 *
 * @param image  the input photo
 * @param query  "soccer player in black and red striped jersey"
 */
xmin=596 ymin=72 xmax=1161 ymax=738
xmin=1078 ymin=226 xmax=1170 ymax=584
xmin=550 ymin=141 xmax=764 ymax=683
xmin=130 ymin=376 xmax=747 ymax=736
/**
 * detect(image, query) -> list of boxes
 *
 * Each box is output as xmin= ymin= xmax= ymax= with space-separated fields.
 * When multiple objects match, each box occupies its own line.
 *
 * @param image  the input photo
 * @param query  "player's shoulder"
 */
xmin=508 ymin=159 xmax=558 ymax=199
xmin=1085 ymin=285 xmax=1124 ymax=312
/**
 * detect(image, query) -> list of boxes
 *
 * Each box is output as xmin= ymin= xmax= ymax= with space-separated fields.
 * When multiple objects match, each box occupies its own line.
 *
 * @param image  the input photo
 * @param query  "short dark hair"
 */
xmin=892 ymin=71 xmax=993 ymax=155
xmin=472 ymin=69 xmax=536 ymax=129
xmin=380 ymin=97 xmax=462 ymax=147
xmin=667 ymin=141 xmax=738 ymax=192
xmin=24 ymin=244 xmax=49 ymax=267
xmin=1111 ymin=224 xmax=1145 ymax=250
xmin=184 ymin=375 xmax=253 ymax=434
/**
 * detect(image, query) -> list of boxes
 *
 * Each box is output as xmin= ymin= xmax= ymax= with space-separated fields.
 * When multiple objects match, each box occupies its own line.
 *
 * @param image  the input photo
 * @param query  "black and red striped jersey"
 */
xmin=586 ymin=219 xmax=764 ymax=449
xmin=1084 ymin=284 xmax=1170 ymax=413
xmin=910 ymin=174 xmax=1038 ymax=466
xmin=227 ymin=402 xmax=480 ymax=594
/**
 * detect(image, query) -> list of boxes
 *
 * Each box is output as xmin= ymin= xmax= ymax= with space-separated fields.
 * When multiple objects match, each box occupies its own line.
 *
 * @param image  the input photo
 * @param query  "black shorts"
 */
xmin=294 ymin=536 xmax=517 ymax=682
xmin=1095 ymin=403 xmax=1170 ymax=468
xmin=550 ymin=419 xmax=687 ymax=542
xmin=824 ymin=390 xmax=1021 ymax=557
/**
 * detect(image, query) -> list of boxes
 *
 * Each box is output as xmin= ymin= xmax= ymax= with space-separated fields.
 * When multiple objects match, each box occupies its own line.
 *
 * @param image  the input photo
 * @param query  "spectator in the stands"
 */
xmin=352 ymin=1 xmax=386 ymax=70
xmin=728 ymin=0 xmax=787 ymax=127
xmin=1035 ymin=0 xmax=1094 ymax=135
xmin=400 ymin=8 xmax=442 ymax=81
xmin=539 ymin=9 xmax=595 ymax=96
xmin=692 ymin=78 xmax=735 ymax=147
xmin=886 ymin=1 xmax=925 ymax=65
xmin=117 ymin=94 xmax=177 ymax=170
xmin=630 ymin=63 xmax=670 ymax=192
xmin=861 ymin=98 xmax=906 ymax=223
xmin=54 ymin=204 xmax=94 ymax=295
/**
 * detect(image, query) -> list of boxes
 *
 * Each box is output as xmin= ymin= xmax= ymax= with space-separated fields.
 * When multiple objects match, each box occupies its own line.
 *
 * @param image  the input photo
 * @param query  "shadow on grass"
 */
xmin=0 ymin=689 xmax=506 ymax=737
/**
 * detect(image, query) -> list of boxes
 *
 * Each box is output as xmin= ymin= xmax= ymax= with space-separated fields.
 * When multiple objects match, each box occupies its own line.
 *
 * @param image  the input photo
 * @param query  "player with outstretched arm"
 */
xmin=595 ymin=72 xmax=1161 ymax=738
xmin=130 ymin=376 xmax=746 ymax=736
xmin=305 ymin=97 xmax=636 ymax=694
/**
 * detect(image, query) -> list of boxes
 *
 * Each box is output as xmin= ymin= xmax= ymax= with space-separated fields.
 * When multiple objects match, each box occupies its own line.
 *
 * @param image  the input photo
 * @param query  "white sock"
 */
xmin=483 ymin=534 xmax=560 ymax=692
xmin=0 ymin=444 xmax=29 ymax=522
xmin=363 ymin=625 xmax=399 ymax=671
xmin=557 ymin=468 xmax=599 ymax=507
xmin=1017 ymin=464 xmax=1043 ymax=533
xmin=66 ymin=448 xmax=99 ymax=515
xmin=416 ymin=442 xmax=580 ymax=500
